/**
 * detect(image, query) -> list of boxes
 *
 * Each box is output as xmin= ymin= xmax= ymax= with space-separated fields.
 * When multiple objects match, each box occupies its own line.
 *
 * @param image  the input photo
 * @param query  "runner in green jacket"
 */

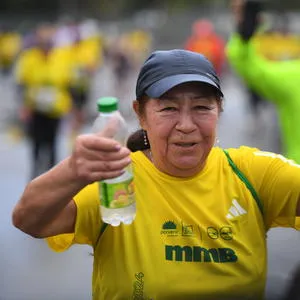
xmin=226 ymin=0 xmax=300 ymax=163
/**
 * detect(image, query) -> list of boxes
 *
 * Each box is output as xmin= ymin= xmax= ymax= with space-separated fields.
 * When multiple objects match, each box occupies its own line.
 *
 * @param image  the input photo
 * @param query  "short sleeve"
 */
xmin=46 ymin=183 xmax=101 ymax=252
xmin=229 ymin=147 xmax=300 ymax=231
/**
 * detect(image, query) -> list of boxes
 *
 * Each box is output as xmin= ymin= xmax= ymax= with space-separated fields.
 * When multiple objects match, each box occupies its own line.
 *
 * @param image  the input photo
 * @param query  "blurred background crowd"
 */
xmin=0 ymin=14 xmax=155 ymax=178
xmin=2 ymin=0 xmax=300 ymax=299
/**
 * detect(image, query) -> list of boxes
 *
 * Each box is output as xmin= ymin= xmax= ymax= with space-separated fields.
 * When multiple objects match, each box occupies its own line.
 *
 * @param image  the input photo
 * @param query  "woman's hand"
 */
xmin=230 ymin=0 xmax=263 ymax=41
xmin=69 ymin=132 xmax=131 ymax=185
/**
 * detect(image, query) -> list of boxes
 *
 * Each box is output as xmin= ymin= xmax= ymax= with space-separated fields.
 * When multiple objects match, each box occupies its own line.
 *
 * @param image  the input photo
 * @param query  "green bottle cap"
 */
xmin=97 ymin=97 xmax=118 ymax=112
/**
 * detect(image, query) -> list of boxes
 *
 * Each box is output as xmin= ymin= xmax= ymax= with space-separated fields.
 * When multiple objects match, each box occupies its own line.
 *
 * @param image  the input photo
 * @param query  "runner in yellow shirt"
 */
xmin=12 ymin=49 xmax=300 ymax=299
xmin=15 ymin=22 xmax=72 ymax=178
xmin=0 ymin=26 xmax=22 ymax=74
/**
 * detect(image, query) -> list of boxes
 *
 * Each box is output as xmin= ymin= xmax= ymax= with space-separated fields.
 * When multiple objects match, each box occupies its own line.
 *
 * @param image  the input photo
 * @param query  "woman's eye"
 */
xmin=195 ymin=106 xmax=211 ymax=110
xmin=161 ymin=107 xmax=177 ymax=112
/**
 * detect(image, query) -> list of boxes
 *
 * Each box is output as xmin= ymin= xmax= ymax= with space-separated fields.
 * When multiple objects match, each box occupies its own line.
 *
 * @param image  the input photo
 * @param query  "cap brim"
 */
xmin=145 ymin=74 xmax=223 ymax=98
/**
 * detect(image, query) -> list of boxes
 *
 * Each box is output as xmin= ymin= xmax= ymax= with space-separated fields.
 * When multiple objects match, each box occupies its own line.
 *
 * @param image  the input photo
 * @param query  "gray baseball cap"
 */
xmin=135 ymin=49 xmax=223 ymax=99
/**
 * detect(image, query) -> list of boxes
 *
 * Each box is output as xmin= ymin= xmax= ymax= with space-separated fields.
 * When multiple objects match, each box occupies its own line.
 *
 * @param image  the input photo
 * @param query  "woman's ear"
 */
xmin=132 ymin=100 xmax=139 ymax=115
xmin=218 ymin=98 xmax=224 ymax=113
xmin=133 ymin=100 xmax=146 ymax=129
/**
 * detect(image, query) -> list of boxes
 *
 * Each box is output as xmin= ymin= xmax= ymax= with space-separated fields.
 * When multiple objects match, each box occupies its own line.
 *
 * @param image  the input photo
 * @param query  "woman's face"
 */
xmin=134 ymin=82 xmax=221 ymax=177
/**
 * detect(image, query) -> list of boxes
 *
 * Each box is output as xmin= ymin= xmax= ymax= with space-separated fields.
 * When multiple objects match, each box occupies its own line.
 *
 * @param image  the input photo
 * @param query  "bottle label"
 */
xmin=99 ymin=176 xmax=135 ymax=208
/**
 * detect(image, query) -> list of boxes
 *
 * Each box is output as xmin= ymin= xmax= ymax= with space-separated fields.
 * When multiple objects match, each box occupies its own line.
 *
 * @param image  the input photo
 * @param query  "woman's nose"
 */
xmin=175 ymin=112 xmax=197 ymax=133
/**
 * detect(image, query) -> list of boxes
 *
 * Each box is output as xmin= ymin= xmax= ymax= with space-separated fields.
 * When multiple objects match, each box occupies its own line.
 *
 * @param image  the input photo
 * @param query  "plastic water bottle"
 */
xmin=92 ymin=97 xmax=136 ymax=226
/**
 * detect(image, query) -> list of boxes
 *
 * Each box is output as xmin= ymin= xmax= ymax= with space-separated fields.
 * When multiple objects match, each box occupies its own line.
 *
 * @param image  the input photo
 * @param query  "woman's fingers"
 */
xmin=87 ymin=156 xmax=131 ymax=172
xmin=72 ymin=133 xmax=132 ymax=183
xmin=75 ymin=156 xmax=131 ymax=183
xmin=78 ymin=134 xmax=122 ymax=152
xmin=80 ymin=145 xmax=131 ymax=161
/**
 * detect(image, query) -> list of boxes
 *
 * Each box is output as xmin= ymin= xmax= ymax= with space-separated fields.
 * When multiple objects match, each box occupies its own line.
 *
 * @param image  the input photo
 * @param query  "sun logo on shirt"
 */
xmin=162 ymin=221 xmax=177 ymax=230
xmin=161 ymin=221 xmax=179 ymax=236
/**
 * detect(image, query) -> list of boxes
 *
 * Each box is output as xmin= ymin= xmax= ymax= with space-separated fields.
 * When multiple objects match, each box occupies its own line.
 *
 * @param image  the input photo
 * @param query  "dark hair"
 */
xmin=126 ymin=95 xmax=150 ymax=152
xmin=127 ymin=129 xmax=150 ymax=152
xmin=126 ymin=87 xmax=223 ymax=152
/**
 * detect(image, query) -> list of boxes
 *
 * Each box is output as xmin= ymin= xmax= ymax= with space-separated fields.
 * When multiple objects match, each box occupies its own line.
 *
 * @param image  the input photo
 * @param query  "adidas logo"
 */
xmin=226 ymin=199 xmax=247 ymax=219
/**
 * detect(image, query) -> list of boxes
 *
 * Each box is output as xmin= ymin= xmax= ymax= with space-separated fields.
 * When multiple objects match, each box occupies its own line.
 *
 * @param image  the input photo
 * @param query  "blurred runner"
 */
xmin=227 ymin=0 xmax=300 ymax=163
xmin=230 ymin=1 xmax=300 ymax=129
xmin=253 ymin=14 xmax=300 ymax=62
xmin=184 ymin=19 xmax=226 ymax=77
xmin=15 ymin=22 xmax=72 ymax=179
xmin=247 ymin=21 xmax=300 ymax=123
xmin=124 ymin=28 xmax=153 ymax=67
xmin=105 ymin=34 xmax=135 ymax=104
xmin=68 ymin=19 xmax=103 ymax=144
xmin=0 ymin=24 xmax=22 ymax=76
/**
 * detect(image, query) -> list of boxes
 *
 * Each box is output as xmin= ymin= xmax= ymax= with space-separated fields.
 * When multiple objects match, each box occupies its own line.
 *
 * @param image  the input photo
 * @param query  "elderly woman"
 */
xmin=12 ymin=49 xmax=300 ymax=300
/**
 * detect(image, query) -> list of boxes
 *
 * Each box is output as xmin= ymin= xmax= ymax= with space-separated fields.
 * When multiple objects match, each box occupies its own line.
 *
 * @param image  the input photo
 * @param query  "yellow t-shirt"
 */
xmin=75 ymin=37 xmax=103 ymax=70
xmin=47 ymin=146 xmax=300 ymax=299
xmin=68 ymin=37 xmax=103 ymax=91
xmin=15 ymin=46 xmax=73 ymax=118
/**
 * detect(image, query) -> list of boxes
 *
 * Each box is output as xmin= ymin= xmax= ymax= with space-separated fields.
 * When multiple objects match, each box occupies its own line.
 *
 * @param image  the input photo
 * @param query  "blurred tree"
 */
xmin=64 ymin=0 xmax=300 ymax=19
xmin=0 ymin=0 xmax=58 ymax=13
xmin=0 ymin=0 xmax=300 ymax=21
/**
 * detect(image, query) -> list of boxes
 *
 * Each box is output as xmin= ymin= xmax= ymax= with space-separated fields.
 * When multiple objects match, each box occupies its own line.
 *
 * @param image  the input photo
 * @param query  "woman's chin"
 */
xmin=171 ymin=157 xmax=203 ymax=172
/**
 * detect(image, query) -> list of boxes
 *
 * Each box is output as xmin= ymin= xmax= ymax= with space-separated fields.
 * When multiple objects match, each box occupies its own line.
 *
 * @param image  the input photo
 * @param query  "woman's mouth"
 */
xmin=174 ymin=143 xmax=197 ymax=148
